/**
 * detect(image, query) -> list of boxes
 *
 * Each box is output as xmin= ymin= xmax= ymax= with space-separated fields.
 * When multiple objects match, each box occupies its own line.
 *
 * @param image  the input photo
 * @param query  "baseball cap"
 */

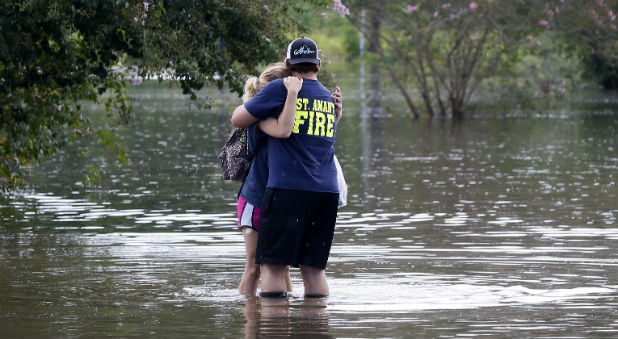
xmin=286 ymin=37 xmax=319 ymax=65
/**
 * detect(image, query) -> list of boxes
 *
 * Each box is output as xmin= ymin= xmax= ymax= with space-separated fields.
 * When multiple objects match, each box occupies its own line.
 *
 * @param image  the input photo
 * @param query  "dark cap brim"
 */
xmin=288 ymin=58 xmax=320 ymax=65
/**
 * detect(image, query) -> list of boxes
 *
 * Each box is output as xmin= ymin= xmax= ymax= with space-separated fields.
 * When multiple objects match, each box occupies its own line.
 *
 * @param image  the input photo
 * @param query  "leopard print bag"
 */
xmin=218 ymin=127 xmax=251 ymax=181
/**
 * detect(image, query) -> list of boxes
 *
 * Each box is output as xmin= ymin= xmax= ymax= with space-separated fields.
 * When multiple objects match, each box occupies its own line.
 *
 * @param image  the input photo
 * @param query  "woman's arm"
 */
xmin=231 ymin=104 xmax=258 ymax=128
xmin=258 ymin=76 xmax=303 ymax=139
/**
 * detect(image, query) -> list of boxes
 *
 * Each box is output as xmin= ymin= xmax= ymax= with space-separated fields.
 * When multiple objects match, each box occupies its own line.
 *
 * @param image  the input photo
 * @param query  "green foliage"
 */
xmin=583 ymin=53 xmax=618 ymax=89
xmin=309 ymin=12 xmax=361 ymax=70
xmin=1 ymin=0 xmax=134 ymax=190
xmin=139 ymin=0 xmax=299 ymax=96
xmin=337 ymin=0 xmax=618 ymax=118
xmin=551 ymin=1 xmax=618 ymax=89
xmin=342 ymin=0 xmax=561 ymax=118
xmin=1 ymin=0 xmax=329 ymax=191
xmin=479 ymin=31 xmax=584 ymax=114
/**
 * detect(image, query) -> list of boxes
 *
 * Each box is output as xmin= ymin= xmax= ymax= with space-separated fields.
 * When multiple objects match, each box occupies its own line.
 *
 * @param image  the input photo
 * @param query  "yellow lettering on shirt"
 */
xmin=293 ymin=111 xmax=308 ymax=134
xmin=326 ymin=114 xmax=335 ymax=137
xmin=314 ymin=112 xmax=326 ymax=137
xmin=292 ymin=97 xmax=336 ymax=138
xmin=313 ymin=99 xmax=322 ymax=113
xmin=307 ymin=111 xmax=315 ymax=135
xmin=327 ymin=102 xmax=335 ymax=114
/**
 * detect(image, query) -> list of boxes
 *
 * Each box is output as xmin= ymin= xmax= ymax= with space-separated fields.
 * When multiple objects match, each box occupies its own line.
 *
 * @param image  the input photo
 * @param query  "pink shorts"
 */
xmin=237 ymin=196 xmax=260 ymax=231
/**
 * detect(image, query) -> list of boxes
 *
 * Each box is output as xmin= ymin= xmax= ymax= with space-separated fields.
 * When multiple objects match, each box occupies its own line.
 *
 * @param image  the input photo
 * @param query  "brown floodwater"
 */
xmin=1 ymin=84 xmax=617 ymax=338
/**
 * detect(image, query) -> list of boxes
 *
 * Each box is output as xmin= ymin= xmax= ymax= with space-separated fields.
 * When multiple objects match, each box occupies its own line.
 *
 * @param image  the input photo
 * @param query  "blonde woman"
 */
xmin=237 ymin=63 xmax=301 ymax=296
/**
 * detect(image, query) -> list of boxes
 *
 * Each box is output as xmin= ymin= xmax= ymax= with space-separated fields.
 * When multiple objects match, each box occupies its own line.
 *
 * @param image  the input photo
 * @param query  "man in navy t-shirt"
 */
xmin=231 ymin=37 xmax=340 ymax=298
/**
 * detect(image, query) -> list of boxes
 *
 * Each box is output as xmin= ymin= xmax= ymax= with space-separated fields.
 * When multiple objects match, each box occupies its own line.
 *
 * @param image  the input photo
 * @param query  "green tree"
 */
xmin=343 ymin=0 xmax=618 ymax=118
xmin=1 ymin=0 xmax=326 ymax=191
xmin=345 ymin=0 xmax=555 ymax=119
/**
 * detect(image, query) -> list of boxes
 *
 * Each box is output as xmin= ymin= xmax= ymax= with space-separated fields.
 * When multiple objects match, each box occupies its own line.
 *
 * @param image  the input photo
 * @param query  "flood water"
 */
xmin=1 ymin=82 xmax=617 ymax=338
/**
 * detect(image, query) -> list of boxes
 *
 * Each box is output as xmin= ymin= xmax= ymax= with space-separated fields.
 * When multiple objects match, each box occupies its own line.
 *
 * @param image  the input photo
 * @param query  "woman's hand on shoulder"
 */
xmin=283 ymin=76 xmax=303 ymax=94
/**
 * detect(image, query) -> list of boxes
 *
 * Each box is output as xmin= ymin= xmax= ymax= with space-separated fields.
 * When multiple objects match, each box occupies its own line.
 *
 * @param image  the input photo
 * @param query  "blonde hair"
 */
xmin=242 ymin=62 xmax=291 ymax=102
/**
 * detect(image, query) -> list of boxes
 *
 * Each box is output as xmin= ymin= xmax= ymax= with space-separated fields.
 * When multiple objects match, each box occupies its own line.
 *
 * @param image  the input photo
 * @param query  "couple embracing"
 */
xmin=231 ymin=37 xmax=343 ymax=298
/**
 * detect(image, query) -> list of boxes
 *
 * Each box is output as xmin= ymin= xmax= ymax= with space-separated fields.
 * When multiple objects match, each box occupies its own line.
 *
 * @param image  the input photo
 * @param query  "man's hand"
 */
xmin=332 ymin=86 xmax=342 ymax=123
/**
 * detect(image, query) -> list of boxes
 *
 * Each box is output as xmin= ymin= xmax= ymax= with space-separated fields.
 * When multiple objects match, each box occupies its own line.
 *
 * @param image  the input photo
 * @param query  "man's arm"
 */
xmin=231 ymin=104 xmax=258 ymax=128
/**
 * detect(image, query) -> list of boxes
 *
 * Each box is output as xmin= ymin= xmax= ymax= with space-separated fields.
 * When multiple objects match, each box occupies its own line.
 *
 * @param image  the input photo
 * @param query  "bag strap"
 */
xmin=246 ymin=132 xmax=267 ymax=162
xmin=238 ymin=132 xmax=268 ymax=196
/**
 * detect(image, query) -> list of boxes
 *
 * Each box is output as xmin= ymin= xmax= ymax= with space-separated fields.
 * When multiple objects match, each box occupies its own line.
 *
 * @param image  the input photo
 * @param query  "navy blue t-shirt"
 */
xmin=244 ymin=78 xmax=338 ymax=193
xmin=239 ymin=124 xmax=268 ymax=206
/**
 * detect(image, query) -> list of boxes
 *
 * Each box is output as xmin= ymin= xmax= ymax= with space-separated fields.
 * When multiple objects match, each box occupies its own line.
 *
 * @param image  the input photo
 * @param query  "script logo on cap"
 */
xmin=287 ymin=37 xmax=320 ymax=65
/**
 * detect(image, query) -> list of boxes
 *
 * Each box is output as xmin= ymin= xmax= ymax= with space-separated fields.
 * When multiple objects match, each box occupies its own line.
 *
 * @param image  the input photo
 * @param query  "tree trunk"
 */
xmin=451 ymin=97 xmax=465 ymax=120
xmin=368 ymin=7 xmax=382 ymax=117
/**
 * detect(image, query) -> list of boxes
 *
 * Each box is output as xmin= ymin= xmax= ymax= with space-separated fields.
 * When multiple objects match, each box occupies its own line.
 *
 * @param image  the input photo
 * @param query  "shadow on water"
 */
xmin=1 ymin=82 xmax=618 ymax=338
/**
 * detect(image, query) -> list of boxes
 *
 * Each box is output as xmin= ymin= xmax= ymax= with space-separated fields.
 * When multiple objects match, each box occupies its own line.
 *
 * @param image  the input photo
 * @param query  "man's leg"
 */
xmin=300 ymin=265 xmax=328 ymax=297
xmin=256 ymin=188 xmax=307 ymax=297
xmin=260 ymin=263 xmax=288 ymax=297
xmin=298 ymin=192 xmax=338 ymax=298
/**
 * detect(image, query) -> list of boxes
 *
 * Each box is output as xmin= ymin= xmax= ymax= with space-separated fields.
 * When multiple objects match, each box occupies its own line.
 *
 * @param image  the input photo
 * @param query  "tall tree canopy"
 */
xmin=1 ymin=0 xmax=324 ymax=190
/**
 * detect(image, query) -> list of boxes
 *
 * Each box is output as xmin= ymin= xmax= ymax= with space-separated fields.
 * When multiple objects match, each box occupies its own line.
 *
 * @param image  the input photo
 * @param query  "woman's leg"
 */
xmin=239 ymin=227 xmax=260 ymax=295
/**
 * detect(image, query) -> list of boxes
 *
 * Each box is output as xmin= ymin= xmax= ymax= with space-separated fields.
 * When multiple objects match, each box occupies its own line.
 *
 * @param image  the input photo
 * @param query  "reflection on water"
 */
xmin=242 ymin=297 xmax=331 ymax=339
xmin=1 ymin=85 xmax=618 ymax=338
xmin=14 ymin=193 xmax=236 ymax=230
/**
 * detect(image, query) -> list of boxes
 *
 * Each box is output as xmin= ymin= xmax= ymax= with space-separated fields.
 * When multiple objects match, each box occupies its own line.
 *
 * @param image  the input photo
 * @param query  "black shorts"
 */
xmin=256 ymin=188 xmax=339 ymax=269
